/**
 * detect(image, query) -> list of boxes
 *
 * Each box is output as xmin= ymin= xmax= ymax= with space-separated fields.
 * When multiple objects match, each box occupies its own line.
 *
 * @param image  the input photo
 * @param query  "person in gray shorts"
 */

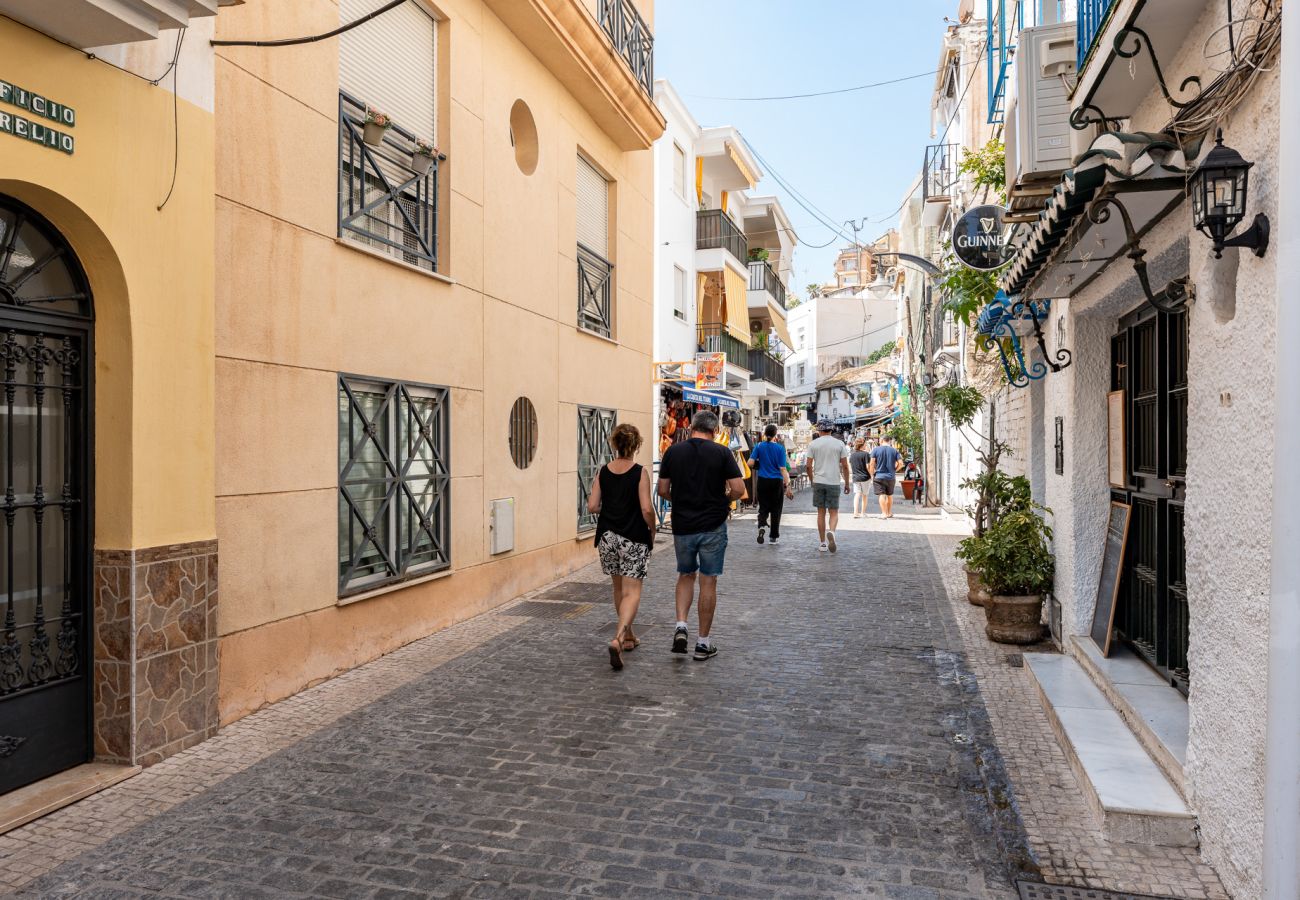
xmin=804 ymin=419 xmax=851 ymax=552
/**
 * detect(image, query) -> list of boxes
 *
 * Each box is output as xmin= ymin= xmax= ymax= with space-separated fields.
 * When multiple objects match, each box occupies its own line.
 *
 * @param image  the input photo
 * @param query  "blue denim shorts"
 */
xmin=674 ymin=525 xmax=728 ymax=576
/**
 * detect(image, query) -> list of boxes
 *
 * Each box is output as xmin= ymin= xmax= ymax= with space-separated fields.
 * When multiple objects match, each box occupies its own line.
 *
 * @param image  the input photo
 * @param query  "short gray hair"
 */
xmin=691 ymin=409 xmax=720 ymax=434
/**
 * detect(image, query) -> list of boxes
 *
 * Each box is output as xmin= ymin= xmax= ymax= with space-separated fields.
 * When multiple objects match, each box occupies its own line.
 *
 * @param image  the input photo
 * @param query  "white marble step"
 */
xmin=1024 ymin=652 xmax=1198 ymax=848
xmin=1069 ymin=635 xmax=1189 ymax=797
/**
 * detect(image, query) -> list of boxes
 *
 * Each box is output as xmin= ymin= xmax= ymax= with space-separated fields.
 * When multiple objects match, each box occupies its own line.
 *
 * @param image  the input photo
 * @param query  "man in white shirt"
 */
xmin=805 ymin=420 xmax=851 ymax=552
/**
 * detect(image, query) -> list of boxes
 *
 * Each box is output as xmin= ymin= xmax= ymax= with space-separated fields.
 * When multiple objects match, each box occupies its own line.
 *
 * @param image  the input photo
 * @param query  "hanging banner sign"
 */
xmin=694 ymin=352 xmax=725 ymax=391
xmin=951 ymin=204 xmax=1009 ymax=270
xmin=0 ymin=79 xmax=76 ymax=155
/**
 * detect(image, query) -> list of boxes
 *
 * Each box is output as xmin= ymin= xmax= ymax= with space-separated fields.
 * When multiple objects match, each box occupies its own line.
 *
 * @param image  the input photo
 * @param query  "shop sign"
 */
xmin=694 ymin=352 xmax=725 ymax=391
xmin=951 ymin=204 xmax=1009 ymax=271
xmin=0 ymin=79 xmax=75 ymax=155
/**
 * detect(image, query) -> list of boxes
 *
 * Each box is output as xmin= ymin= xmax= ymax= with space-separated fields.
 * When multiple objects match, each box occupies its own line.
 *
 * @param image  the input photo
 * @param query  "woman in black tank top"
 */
xmin=586 ymin=424 xmax=655 ymax=670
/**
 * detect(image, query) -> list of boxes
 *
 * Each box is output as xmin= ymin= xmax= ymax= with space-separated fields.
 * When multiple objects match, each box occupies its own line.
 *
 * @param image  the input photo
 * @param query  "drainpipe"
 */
xmin=1263 ymin=4 xmax=1300 ymax=898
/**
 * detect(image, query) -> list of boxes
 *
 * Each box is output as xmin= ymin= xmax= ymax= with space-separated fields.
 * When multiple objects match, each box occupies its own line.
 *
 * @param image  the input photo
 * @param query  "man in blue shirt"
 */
xmin=748 ymin=424 xmax=793 ymax=545
xmin=869 ymin=435 xmax=904 ymax=519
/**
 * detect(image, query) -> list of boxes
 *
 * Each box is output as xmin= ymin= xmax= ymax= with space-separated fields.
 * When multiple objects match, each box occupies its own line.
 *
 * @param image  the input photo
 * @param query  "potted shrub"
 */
xmin=363 ymin=107 xmax=392 ymax=147
xmin=411 ymin=138 xmax=438 ymax=175
xmin=747 ymin=247 xmax=770 ymax=263
xmin=955 ymin=533 xmax=992 ymax=606
xmin=978 ymin=507 xmax=1054 ymax=644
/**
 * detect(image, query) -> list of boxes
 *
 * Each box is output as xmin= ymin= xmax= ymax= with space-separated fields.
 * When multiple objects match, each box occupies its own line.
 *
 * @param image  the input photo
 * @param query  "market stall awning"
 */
xmin=673 ymin=382 xmax=741 ymax=410
xmin=999 ymin=131 xmax=1198 ymax=301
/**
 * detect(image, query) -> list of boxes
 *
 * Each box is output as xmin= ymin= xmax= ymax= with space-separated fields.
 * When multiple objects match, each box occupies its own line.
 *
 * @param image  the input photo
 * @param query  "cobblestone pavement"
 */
xmin=7 ymin=490 xmax=1029 ymax=899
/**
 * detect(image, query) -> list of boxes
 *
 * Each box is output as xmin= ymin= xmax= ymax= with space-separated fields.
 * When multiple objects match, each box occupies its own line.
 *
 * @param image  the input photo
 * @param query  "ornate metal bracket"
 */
xmin=1087 ymin=196 xmax=1194 ymax=315
xmin=1069 ymin=103 xmax=1124 ymax=133
xmin=1014 ymin=299 xmax=1072 ymax=375
xmin=1114 ymin=26 xmax=1203 ymax=109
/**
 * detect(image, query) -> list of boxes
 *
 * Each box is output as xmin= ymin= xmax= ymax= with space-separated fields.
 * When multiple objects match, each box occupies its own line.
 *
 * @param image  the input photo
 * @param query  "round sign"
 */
xmin=951 ymin=204 xmax=1010 ymax=271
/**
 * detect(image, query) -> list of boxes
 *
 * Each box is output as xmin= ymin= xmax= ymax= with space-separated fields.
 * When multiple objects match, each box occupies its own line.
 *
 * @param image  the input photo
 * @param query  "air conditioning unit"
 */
xmin=1005 ymin=21 xmax=1077 ymax=218
xmin=750 ymin=319 xmax=765 ymax=333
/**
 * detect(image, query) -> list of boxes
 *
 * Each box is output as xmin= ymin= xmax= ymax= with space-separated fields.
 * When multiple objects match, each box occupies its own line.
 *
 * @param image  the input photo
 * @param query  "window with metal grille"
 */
xmin=509 ymin=397 xmax=538 ymax=469
xmin=338 ymin=376 xmax=450 ymax=596
xmin=576 ymin=155 xmax=613 ymax=337
xmin=577 ymin=406 xmax=616 ymax=532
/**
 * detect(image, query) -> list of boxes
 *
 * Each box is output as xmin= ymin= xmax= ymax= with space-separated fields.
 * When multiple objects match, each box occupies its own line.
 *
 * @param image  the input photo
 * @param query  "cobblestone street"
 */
xmin=5 ymin=491 xmax=1026 ymax=898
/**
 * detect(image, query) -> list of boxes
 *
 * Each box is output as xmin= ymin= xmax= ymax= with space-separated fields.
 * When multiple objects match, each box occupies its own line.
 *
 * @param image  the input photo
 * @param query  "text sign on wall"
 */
xmin=0 ymin=80 xmax=75 ymax=155
xmin=951 ymin=204 xmax=1009 ymax=271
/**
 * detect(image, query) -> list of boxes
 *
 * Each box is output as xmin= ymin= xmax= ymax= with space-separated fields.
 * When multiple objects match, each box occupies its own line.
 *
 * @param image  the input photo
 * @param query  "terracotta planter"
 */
xmin=902 ymin=479 xmax=917 ymax=500
xmin=964 ymin=565 xmax=991 ymax=607
xmin=410 ymin=152 xmax=433 ymax=175
xmin=984 ymin=593 xmax=1045 ymax=644
xmin=363 ymin=122 xmax=389 ymax=147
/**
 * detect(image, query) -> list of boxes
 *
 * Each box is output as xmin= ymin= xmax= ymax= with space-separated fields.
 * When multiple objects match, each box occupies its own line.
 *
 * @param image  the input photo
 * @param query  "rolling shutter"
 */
xmin=339 ymin=0 xmax=437 ymax=141
xmin=575 ymin=155 xmax=609 ymax=256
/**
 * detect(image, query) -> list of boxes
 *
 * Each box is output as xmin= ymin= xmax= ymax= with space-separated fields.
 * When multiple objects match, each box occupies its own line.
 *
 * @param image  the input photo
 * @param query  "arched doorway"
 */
xmin=0 ymin=195 xmax=94 ymax=794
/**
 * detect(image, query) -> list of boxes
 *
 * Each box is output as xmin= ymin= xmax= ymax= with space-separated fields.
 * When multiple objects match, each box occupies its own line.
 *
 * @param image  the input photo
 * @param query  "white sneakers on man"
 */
xmin=826 ymin=531 xmax=837 ymax=553
xmin=818 ymin=541 xmax=829 ymax=552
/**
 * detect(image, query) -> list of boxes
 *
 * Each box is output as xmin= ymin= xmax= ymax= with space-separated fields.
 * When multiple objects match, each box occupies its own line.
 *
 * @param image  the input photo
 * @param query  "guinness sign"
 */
xmin=951 ymin=204 xmax=1009 ymax=271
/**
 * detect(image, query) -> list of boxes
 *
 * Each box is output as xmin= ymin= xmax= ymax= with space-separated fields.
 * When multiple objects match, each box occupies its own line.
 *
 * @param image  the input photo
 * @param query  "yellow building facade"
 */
xmin=0 ymin=0 xmax=661 ymax=798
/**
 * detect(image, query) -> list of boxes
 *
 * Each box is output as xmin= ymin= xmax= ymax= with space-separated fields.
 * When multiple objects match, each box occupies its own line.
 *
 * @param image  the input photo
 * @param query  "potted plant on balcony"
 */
xmin=977 ymin=506 xmax=1054 ymax=644
xmin=363 ymin=107 xmax=392 ymax=147
xmin=411 ymin=138 xmax=438 ymax=175
xmin=747 ymin=247 xmax=770 ymax=263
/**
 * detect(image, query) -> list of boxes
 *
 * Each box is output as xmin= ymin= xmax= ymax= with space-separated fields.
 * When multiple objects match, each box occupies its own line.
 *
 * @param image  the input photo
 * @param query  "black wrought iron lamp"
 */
xmin=1191 ymin=130 xmax=1269 ymax=259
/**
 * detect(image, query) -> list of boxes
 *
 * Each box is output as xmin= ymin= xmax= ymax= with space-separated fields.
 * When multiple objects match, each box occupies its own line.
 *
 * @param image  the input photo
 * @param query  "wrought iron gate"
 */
xmin=1110 ymin=306 xmax=1189 ymax=694
xmin=0 ymin=196 xmax=94 ymax=793
xmin=577 ymin=407 xmax=616 ymax=532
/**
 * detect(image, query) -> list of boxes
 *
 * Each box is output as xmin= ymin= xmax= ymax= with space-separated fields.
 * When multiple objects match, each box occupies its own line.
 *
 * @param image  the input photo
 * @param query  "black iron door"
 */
xmin=0 ymin=196 xmax=94 ymax=793
xmin=1111 ymin=305 xmax=1189 ymax=693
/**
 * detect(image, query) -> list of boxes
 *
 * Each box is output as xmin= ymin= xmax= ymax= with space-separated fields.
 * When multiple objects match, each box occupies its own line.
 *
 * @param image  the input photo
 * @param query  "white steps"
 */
xmin=1024 ymin=651 xmax=1197 ymax=848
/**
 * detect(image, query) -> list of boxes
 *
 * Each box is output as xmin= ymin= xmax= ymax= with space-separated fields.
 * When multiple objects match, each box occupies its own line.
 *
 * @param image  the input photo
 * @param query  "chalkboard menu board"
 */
xmin=1090 ymin=501 xmax=1132 ymax=655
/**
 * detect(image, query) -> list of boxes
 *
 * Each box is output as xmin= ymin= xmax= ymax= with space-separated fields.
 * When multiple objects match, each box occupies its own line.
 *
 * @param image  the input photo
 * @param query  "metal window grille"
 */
xmin=338 ymin=91 xmax=443 ymax=273
xmin=577 ymin=406 xmax=616 ymax=532
xmin=923 ymin=144 xmax=959 ymax=202
xmin=508 ymin=397 xmax=538 ymax=469
xmin=577 ymin=243 xmax=614 ymax=338
xmin=338 ymin=376 xmax=450 ymax=596
xmin=596 ymin=0 xmax=654 ymax=95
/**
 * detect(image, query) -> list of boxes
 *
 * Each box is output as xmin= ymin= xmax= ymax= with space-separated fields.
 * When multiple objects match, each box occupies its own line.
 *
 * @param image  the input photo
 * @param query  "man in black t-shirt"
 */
xmin=657 ymin=410 xmax=747 ymax=661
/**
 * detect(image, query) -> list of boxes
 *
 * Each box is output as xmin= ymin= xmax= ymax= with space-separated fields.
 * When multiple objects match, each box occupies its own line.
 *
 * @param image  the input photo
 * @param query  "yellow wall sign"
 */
xmin=0 ymin=79 xmax=75 ymax=154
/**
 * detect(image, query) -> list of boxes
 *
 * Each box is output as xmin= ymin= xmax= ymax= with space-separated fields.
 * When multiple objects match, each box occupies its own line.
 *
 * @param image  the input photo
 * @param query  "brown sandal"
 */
xmin=608 ymin=635 xmax=625 ymax=670
xmin=621 ymin=633 xmax=640 ymax=651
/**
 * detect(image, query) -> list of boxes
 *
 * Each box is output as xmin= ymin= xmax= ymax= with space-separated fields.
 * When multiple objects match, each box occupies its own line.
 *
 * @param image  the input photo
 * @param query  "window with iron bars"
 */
xmin=577 ymin=406 xmax=617 ymax=532
xmin=338 ymin=375 xmax=451 ymax=596
xmin=338 ymin=91 xmax=443 ymax=273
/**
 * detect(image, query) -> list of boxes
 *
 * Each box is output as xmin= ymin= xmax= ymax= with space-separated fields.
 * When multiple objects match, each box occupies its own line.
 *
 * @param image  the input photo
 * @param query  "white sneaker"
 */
xmin=826 ymin=531 xmax=837 ymax=553
xmin=770 ymin=537 xmax=780 ymax=545
xmin=818 ymin=541 xmax=829 ymax=552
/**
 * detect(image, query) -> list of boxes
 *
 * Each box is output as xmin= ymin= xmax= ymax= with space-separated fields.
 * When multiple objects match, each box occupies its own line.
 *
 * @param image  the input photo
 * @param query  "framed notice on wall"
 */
xmin=1107 ymin=390 xmax=1126 ymax=489
xmin=1090 ymin=501 xmax=1132 ymax=656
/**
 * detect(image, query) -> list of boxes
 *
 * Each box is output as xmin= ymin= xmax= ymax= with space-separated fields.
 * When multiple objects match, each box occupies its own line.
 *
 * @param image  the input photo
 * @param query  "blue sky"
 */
xmin=654 ymin=0 xmax=962 ymax=295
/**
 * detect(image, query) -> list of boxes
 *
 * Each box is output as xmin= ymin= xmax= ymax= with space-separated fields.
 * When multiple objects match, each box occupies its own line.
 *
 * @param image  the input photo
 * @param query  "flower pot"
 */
xmin=363 ymin=122 xmax=389 ymax=147
xmin=902 ymin=479 xmax=917 ymax=500
xmin=984 ymin=593 xmax=1045 ymax=644
xmin=964 ymin=565 xmax=991 ymax=607
xmin=410 ymin=152 xmax=433 ymax=175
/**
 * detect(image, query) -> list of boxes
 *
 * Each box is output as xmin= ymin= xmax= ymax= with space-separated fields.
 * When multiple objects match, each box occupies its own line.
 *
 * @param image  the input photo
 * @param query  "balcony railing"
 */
xmin=338 ymin=91 xmax=444 ymax=273
xmin=597 ymin=0 xmax=654 ymax=96
xmin=697 ymin=323 xmax=749 ymax=371
xmin=1078 ymin=0 xmax=1120 ymax=70
xmin=986 ymin=0 xmax=1027 ymax=124
xmin=696 ymin=209 xmax=748 ymax=266
xmin=577 ymin=243 xmax=614 ymax=338
xmin=747 ymin=347 xmax=786 ymax=388
xmin=747 ymin=259 xmax=786 ymax=310
xmin=923 ymin=144 xmax=959 ymax=202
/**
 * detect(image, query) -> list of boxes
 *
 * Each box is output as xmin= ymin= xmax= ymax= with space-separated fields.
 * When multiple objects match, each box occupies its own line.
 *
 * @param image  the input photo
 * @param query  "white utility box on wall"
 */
xmin=489 ymin=498 xmax=515 ymax=555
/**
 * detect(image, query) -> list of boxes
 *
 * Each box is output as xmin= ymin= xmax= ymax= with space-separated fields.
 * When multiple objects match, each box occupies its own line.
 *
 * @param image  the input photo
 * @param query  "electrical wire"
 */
xmin=212 ymin=0 xmax=408 ymax=47
xmin=684 ymin=68 xmax=943 ymax=102
xmin=156 ymin=27 xmax=187 ymax=211
xmin=0 ymin=14 xmax=189 ymax=86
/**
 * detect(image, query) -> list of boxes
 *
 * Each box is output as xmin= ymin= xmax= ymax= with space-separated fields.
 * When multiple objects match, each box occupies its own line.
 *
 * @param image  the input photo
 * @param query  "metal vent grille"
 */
xmin=509 ymin=397 xmax=538 ymax=469
xmin=1017 ymin=880 xmax=1181 ymax=900
xmin=501 ymin=601 xmax=593 ymax=620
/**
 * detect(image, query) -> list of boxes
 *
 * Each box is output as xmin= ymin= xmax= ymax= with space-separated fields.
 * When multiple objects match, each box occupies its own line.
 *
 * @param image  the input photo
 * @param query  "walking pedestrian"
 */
xmin=749 ymin=424 xmax=794 ymax=545
xmin=586 ymin=423 xmax=655 ymax=670
xmin=805 ymin=419 xmax=850 ymax=553
xmin=869 ymin=434 xmax=904 ymax=519
xmin=849 ymin=437 xmax=872 ymax=519
xmin=657 ymin=410 xmax=747 ymax=661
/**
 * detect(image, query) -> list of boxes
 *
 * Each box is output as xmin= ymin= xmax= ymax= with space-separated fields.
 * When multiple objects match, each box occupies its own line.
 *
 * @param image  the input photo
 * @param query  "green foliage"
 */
xmin=805 ymin=283 xmax=822 ymax=299
xmin=786 ymin=295 xmax=802 ymax=309
xmin=976 ymin=508 xmax=1054 ymax=595
xmin=958 ymin=138 xmax=1007 ymax=199
xmin=940 ymin=253 xmax=1002 ymax=328
xmin=961 ymin=469 xmax=1031 ymax=534
xmin=888 ymin=409 xmax=923 ymax=458
xmin=747 ymin=247 xmax=770 ymax=262
xmin=864 ymin=341 xmax=895 ymax=365
xmin=930 ymin=384 xmax=984 ymax=429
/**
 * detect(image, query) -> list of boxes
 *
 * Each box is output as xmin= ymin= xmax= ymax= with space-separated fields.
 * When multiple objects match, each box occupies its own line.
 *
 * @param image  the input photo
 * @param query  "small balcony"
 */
xmin=697 ymin=323 xmax=750 ymax=372
xmin=696 ymin=209 xmax=748 ymax=270
xmin=922 ymin=143 xmax=958 ymax=228
xmin=746 ymin=347 xmax=786 ymax=389
xmin=747 ymin=259 xmax=786 ymax=312
xmin=1077 ymin=0 xmax=1120 ymax=70
xmin=595 ymin=0 xmax=654 ymax=96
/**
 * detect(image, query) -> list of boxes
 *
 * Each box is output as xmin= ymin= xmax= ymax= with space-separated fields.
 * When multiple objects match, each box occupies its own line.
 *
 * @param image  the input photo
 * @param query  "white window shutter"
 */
xmin=575 ymin=156 xmax=609 ymax=256
xmin=340 ymin=0 xmax=437 ymax=141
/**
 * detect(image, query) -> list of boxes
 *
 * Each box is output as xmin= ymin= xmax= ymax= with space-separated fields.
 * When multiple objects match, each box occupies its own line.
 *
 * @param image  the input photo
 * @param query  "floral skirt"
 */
xmin=597 ymin=532 xmax=651 ymax=580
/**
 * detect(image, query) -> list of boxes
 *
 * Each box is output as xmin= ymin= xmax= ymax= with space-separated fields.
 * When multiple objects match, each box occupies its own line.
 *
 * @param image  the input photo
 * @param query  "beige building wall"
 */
xmin=213 ymin=0 xmax=662 ymax=723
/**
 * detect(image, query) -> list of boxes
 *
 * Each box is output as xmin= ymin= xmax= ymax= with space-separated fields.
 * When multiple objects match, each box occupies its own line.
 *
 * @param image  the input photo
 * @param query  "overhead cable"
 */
xmin=212 ymin=0 xmax=406 ymax=47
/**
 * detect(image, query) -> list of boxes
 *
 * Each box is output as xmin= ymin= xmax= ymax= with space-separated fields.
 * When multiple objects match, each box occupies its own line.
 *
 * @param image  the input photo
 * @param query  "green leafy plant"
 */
xmin=864 ymin=341 xmax=895 ymax=365
xmin=940 ymin=252 xmax=1002 ymax=327
xmin=930 ymin=384 xmax=984 ymax=429
xmin=977 ymin=508 xmax=1054 ymax=596
xmin=748 ymin=247 xmax=770 ymax=263
xmin=888 ymin=409 xmax=923 ymax=459
xmin=958 ymin=137 xmax=1007 ymax=200
xmin=786 ymin=295 xmax=802 ymax=309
